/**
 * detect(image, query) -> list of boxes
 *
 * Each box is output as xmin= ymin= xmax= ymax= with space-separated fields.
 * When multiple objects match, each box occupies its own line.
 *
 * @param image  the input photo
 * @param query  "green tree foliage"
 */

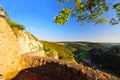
xmin=89 ymin=46 xmax=120 ymax=76
xmin=54 ymin=8 xmax=72 ymax=25
xmin=89 ymin=48 xmax=105 ymax=64
xmin=110 ymin=2 xmax=120 ymax=25
xmin=78 ymin=51 xmax=90 ymax=59
xmin=55 ymin=0 xmax=119 ymax=25
xmin=43 ymin=45 xmax=54 ymax=53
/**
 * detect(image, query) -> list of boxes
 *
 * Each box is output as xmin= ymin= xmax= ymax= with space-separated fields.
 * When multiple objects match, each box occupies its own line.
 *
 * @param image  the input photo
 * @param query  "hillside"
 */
xmin=40 ymin=41 xmax=77 ymax=63
xmin=56 ymin=42 xmax=120 ymax=77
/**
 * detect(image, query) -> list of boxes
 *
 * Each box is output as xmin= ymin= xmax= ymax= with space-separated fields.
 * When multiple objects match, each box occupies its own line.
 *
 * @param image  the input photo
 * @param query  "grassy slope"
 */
xmin=40 ymin=41 xmax=77 ymax=63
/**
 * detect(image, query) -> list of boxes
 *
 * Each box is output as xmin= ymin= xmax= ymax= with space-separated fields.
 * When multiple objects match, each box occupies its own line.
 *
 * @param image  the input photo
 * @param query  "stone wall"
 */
xmin=13 ymin=55 xmax=120 ymax=80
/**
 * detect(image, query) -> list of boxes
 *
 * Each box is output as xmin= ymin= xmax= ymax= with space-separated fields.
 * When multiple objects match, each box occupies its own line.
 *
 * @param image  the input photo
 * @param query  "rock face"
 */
xmin=12 ymin=55 xmax=120 ymax=80
xmin=15 ymin=30 xmax=45 ymax=57
xmin=0 ymin=7 xmax=21 ymax=79
xmin=14 ymin=29 xmax=58 ymax=59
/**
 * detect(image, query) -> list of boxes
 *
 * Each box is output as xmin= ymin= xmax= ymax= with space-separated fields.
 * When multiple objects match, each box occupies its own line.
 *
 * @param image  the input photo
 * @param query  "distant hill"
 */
xmin=56 ymin=41 xmax=120 ymax=77
xmin=56 ymin=41 xmax=111 ymax=52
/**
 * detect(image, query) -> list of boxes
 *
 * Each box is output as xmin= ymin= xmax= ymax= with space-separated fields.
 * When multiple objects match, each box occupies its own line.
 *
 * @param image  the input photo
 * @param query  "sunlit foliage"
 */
xmin=55 ymin=0 xmax=119 ymax=25
xmin=110 ymin=2 xmax=120 ymax=25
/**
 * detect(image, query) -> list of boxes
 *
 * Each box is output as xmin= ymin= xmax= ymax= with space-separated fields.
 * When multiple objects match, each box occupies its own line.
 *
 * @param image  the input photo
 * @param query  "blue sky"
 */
xmin=0 ymin=0 xmax=120 ymax=42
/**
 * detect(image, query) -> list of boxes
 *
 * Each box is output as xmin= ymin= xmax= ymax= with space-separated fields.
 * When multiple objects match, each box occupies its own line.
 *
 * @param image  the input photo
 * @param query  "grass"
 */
xmin=40 ymin=41 xmax=77 ymax=63
xmin=6 ymin=19 xmax=25 ymax=36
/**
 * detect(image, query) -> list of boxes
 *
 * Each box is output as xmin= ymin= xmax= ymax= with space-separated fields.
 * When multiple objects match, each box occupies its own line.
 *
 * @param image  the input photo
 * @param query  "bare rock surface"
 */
xmin=0 ymin=8 xmax=21 ymax=79
xmin=13 ymin=55 xmax=120 ymax=80
xmin=16 ymin=31 xmax=45 ymax=57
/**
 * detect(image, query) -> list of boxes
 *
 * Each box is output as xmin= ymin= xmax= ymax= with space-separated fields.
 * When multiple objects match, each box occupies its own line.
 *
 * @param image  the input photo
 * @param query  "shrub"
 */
xmin=7 ymin=19 xmax=25 ymax=30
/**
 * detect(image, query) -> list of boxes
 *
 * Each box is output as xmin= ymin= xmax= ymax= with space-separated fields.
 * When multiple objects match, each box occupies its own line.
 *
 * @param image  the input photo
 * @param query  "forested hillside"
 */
xmin=57 ymin=42 xmax=120 ymax=77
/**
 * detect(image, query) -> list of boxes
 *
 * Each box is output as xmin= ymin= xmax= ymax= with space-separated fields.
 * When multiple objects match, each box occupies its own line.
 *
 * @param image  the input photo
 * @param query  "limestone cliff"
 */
xmin=15 ymin=30 xmax=45 ymax=56
xmin=12 ymin=29 xmax=58 ymax=59
xmin=0 ymin=6 xmax=21 ymax=79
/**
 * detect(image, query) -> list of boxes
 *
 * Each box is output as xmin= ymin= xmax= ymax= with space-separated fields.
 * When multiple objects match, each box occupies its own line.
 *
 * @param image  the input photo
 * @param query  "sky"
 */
xmin=0 ymin=0 xmax=120 ymax=43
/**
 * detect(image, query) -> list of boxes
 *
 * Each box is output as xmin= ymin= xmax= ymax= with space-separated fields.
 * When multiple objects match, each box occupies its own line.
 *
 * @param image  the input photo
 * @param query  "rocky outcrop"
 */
xmin=15 ymin=30 xmax=45 ymax=57
xmin=12 ymin=55 xmax=120 ymax=80
xmin=0 ymin=7 xmax=21 ymax=79
xmin=0 ymin=6 xmax=5 ymax=17
xmin=45 ymin=50 xmax=58 ymax=59
xmin=14 ymin=29 xmax=58 ymax=59
xmin=17 ymin=31 xmax=43 ymax=54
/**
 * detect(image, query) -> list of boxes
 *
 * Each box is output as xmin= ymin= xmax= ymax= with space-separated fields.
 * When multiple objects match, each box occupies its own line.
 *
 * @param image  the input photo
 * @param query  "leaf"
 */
xmin=54 ymin=8 xmax=72 ymax=25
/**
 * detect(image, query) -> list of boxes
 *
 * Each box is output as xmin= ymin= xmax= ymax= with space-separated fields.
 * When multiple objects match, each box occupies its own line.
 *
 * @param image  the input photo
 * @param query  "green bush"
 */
xmin=6 ymin=19 xmax=25 ymax=36
xmin=78 ymin=51 xmax=90 ymax=59
xmin=7 ymin=19 xmax=25 ymax=30
xmin=43 ymin=46 xmax=54 ymax=53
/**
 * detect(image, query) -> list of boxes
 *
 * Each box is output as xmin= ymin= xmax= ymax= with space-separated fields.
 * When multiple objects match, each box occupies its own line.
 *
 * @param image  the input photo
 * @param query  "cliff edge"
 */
xmin=0 ymin=6 xmax=21 ymax=79
xmin=12 ymin=55 xmax=120 ymax=80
